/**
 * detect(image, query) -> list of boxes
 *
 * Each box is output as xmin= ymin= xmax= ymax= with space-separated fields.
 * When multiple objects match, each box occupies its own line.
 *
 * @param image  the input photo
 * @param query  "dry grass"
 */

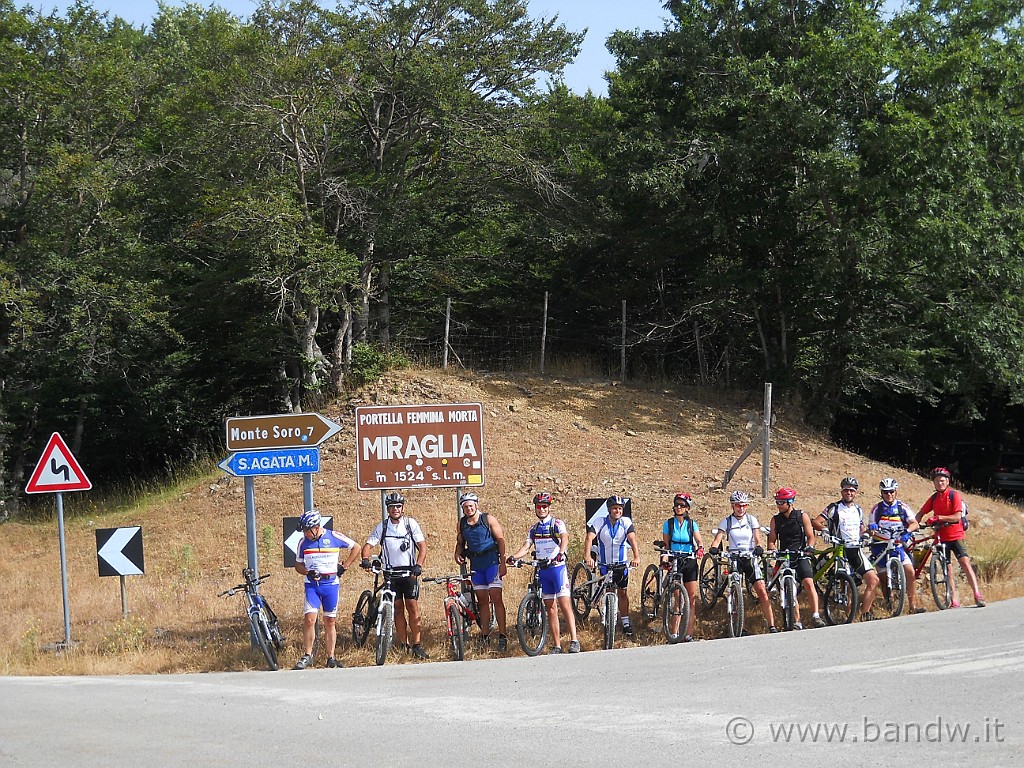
xmin=3 ymin=366 xmax=1024 ymax=674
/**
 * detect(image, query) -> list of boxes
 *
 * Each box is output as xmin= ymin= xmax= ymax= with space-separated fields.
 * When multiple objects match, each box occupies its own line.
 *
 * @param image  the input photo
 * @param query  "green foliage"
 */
xmin=349 ymin=342 xmax=409 ymax=387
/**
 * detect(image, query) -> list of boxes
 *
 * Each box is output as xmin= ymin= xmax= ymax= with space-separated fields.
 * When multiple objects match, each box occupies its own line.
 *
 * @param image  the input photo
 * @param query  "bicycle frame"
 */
xmin=218 ymin=569 xmax=281 ymax=671
xmin=424 ymin=574 xmax=478 ymax=660
xmin=652 ymin=546 xmax=695 ymax=643
xmin=764 ymin=550 xmax=802 ymax=630
xmin=511 ymin=558 xmax=550 ymax=656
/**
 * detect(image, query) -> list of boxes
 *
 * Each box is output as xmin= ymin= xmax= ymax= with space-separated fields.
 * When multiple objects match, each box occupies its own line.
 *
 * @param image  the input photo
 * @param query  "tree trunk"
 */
xmin=353 ymin=240 xmax=374 ymax=343
xmin=376 ymin=260 xmax=391 ymax=345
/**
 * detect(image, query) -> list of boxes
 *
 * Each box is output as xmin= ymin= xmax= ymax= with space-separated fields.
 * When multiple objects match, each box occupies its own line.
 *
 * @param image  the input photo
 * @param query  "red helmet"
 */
xmin=930 ymin=467 xmax=952 ymax=480
xmin=673 ymin=492 xmax=692 ymax=509
xmin=774 ymin=487 xmax=797 ymax=502
xmin=533 ymin=491 xmax=552 ymax=506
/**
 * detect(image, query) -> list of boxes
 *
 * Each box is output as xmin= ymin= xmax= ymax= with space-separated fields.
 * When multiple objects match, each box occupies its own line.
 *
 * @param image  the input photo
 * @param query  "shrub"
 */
xmin=349 ymin=343 xmax=409 ymax=386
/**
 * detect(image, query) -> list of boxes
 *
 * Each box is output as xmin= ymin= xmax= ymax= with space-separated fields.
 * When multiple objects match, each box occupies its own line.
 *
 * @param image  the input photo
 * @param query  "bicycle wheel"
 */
xmin=726 ymin=579 xmax=744 ymax=638
xmin=516 ymin=592 xmax=548 ymax=657
xmin=661 ymin=581 xmax=689 ymax=644
xmin=251 ymin=609 xmax=278 ymax=671
xmin=264 ymin=599 xmax=285 ymax=651
xmin=448 ymin=604 xmax=465 ymax=661
xmin=640 ymin=564 xmax=662 ymax=621
xmin=698 ymin=553 xmax=722 ymax=609
xmin=930 ymin=547 xmax=953 ymax=609
xmin=782 ymin=575 xmax=798 ymax=631
xmin=881 ymin=558 xmax=906 ymax=618
xmin=352 ymin=589 xmax=373 ymax=647
xmin=570 ymin=562 xmax=594 ymax=622
xmin=603 ymin=591 xmax=618 ymax=650
xmin=374 ymin=599 xmax=394 ymax=666
xmin=823 ymin=570 xmax=858 ymax=625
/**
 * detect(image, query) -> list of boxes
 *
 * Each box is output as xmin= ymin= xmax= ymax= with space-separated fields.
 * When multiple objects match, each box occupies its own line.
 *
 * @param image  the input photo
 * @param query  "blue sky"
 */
xmin=57 ymin=1 xmax=670 ymax=95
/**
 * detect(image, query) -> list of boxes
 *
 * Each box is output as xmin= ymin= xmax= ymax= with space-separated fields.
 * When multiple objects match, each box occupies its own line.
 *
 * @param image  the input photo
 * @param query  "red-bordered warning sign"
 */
xmin=25 ymin=432 xmax=92 ymax=494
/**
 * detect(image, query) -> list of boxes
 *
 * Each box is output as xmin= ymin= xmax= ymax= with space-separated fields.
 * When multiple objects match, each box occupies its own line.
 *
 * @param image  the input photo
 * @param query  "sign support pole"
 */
xmin=244 ymin=476 xmax=259 ymax=647
xmin=120 ymin=576 xmax=129 ymax=619
xmin=56 ymin=491 xmax=72 ymax=647
xmin=303 ymin=472 xmax=314 ymax=512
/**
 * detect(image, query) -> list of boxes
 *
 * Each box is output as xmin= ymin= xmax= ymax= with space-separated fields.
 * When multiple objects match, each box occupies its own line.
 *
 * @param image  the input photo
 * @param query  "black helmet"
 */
xmin=607 ymin=494 xmax=626 ymax=507
xmin=840 ymin=477 xmax=859 ymax=490
xmin=385 ymin=491 xmax=405 ymax=507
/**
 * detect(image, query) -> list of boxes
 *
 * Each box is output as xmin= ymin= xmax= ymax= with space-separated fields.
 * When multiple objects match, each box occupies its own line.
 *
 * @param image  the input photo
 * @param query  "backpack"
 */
xmin=530 ymin=518 xmax=563 ymax=544
xmin=459 ymin=513 xmax=498 ymax=556
xmin=929 ymin=489 xmax=969 ymax=531
xmin=664 ymin=516 xmax=696 ymax=548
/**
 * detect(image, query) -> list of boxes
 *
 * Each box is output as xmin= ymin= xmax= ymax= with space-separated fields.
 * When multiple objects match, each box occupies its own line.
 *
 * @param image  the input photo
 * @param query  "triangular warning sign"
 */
xmin=25 ymin=432 xmax=92 ymax=494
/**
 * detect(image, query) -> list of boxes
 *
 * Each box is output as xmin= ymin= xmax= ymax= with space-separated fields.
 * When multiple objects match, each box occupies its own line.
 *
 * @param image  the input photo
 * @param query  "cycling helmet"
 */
xmin=459 ymin=491 xmax=479 ymax=506
xmin=879 ymin=477 xmax=899 ymax=492
xmin=729 ymin=490 xmax=750 ymax=505
xmin=673 ymin=492 xmax=693 ymax=509
xmin=607 ymin=494 xmax=626 ymax=507
xmin=533 ymin=491 xmax=552 ymax=506
xmin=384 ymin=491 xmax=405 ymax=507
xmin=840 ymin=476 xmax=859 ymax=490
xmin=930 ymin=467 xmax=952 ymax=480
xmin=299 ymin=509 xmax=321 ymax=530
xmin=774 ymin=487 xmax=797 ymax=502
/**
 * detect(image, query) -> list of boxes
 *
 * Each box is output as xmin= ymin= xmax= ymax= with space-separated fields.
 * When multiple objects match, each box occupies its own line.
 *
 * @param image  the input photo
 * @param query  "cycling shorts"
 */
xmin=734 ymin=555 xmax=764 ymax=583
xmin=304 ymin=579 xmax=341 ymax=617
xmin=941 ymin=540 xmax=970 ymax=561
xmin=793 ymin=557 xmax=814 ymax=582
xmin=471 ymin=563 xmax=502 ymax=590
xmin=391 ymin=575 xmax=420 ymax=601
xmin=870 ymin=543 xmax=911 ymax=565
xmin=599 ymin=563 xmax=630 ymax=590
xmin=844 ymin=546 xmax=871 ymax=577
xmin=538 ymin=563 xmax=569 ymax=598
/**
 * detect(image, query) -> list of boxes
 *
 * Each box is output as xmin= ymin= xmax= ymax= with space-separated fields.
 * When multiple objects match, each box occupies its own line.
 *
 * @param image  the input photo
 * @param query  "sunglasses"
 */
xmin=881 ymin=489 xmax=896 ymax=494
xmin=775 ymin=500 xmax=791 ymax=505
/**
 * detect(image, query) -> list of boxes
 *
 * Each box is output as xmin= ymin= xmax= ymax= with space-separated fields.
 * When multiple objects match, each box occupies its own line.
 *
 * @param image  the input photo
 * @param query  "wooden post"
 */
xmin=442 ymin=298 xmax=451 ymax=370
xmin=540 ymin=291 xmax=548 ymax=375
xmin=762 ymin=383 xmax=772 ymax=497
xmin=620 ymin=300 xmax=627 ymax=381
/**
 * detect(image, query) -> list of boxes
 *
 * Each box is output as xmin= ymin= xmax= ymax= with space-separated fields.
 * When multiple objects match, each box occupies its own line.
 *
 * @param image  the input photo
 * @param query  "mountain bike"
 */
xmin=907 ymin=524 xmax=964 ymax=610
xmin=763 ymin=550 xmax=803 ymax=631
xmin=651 ymin=544 xmax=695 ymax=644
xmin=423 ymin=573 xmax=479 ymax=661
xmin=865 ymin=532 xmax=908 ymax=618
xmin=218 ymin=568 xmax=284 ymax=671
xmin=351 ymin=559 xmax=402 ymax=666
xmin=509 ymin=558 xmax=550 ymax=656
xmin=811 ymin=533 xmax=859 ymax=625
xmin=698 ymin=549 xmax=729 ymax=610
xmin=569 ymin=561 xmax=631 ymax=649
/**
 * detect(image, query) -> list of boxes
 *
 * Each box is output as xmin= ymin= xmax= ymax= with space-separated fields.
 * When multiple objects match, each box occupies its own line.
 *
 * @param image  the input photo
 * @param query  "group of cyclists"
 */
xmin=288 ymin=466 xmax=985 ymax=667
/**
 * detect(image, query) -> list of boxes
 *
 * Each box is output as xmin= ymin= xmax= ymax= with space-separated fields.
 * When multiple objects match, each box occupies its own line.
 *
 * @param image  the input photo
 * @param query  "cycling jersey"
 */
xmin=772 ymin=509 xmax=808 ymax=552
xmin=663 ymin=517 xmax=699 ymax=553
xmin=367 ymin=516 xmax=425 ymax=569
xmin=297 ymin=530 xmax=357 ymax=584
xmin=870 ymin=500 xmax=912 ymax=538
xmin=823 ymin=501 xmax=863 ymax=546
xmin=716 ymin=513 xmax=760 ymax=552
xmin=460 ymin=513 xmax=500 ymax=569
xmin=919 ymin=489 xmax=966 ymax=543
xmin=528 ymin=516 xmax=566 ymax=561
xmin=589 ymin=516 xmax=635 ymax=566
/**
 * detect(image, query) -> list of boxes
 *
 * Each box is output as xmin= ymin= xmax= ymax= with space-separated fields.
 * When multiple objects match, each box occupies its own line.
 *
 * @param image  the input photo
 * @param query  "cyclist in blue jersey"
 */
xmin=869 ymin=477 xmax=924 ymax=614
xmin=454 ymin=491 xmax=508 ymax=650
xmin=584 ymin=495 xmax=641 ymax=640
xmin=661 ymin=492 xmax=704 ymax=642
xmin=508 ymin=492 xmax=580 ymax=654
xmin=293 ymin=509 xmax=360 ymax=669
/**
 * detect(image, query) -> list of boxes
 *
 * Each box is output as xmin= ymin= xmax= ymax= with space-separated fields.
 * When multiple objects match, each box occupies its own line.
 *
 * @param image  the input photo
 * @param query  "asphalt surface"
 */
xmin=3 ymin=598 xmax=1023 ymax=767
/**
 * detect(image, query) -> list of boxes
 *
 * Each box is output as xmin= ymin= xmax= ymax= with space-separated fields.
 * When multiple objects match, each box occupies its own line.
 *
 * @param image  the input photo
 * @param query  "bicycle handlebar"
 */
xmin=218 ymin=572 xmax=270 ymax=597
xmin=423 ymin=573 xmax=474 ymax=584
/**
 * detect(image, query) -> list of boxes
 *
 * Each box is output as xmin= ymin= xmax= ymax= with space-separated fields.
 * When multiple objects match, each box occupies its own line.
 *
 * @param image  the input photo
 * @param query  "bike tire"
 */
xmin=448 ymin=604 xmax=465 ymax=661
xmin=930 ymin=547 xmax=952 ymax=609
xmin=516 ymin=592 xmax=548 ymax=657
xmin=603 ymin=590 xmax=618 ymax=650
xmin=252 ymin=609 xmax=278 ymax=671
xmin=374 ymin=599 xmax=394 ymax=666
xmin=726 ymin=578 xmax=744 ymax=638
xmin=640 ymin=564 xmax=662 ymax=621
xmin=661 ymin=581 xmax=689 ymax=645
xmin=698 ymin=553 xmax=721 ymax=609
xmin=882 ymin=558 xmax=906 ymax=618
xmin=782 ymin=575 xmax=798 ymax=631
xmin=823 ymin=570 xmax=858 ymax=625
xmin=264 ymin=599 xmax=285 ymax=651
xmin=352 ymin=589 xmax=373 ymax=647
xmin=570 ymin=562 xmax=594 ymax=622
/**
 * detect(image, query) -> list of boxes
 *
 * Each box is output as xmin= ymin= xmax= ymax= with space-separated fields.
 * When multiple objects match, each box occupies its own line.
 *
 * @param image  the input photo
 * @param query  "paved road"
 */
xmin=3 ymin=599 xmax=1023 ymax=767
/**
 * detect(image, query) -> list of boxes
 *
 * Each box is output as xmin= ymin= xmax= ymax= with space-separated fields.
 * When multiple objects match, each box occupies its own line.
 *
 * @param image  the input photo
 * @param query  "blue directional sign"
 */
xmin=218 ymin=447 xmax=320 ymax=477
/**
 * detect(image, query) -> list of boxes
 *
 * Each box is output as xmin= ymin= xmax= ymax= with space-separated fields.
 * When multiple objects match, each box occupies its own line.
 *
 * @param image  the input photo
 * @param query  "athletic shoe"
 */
xmin=325 ymin=656 xmax=342 ymax=668
xmin=292 ymin=653 xmax=313 ymax=670
xmin=793 ymin=622 xmax=803 ymax=630
xmin=567 ymin=641 xmax=581 ymax=653
xmin=950 ymin=601 xmax=961 ymax=609
xmin=623 ymin=626 xmax=635 ymax=640
xmin=477 ymin=635 xmax=491 ymax=648
xmin=975 ymin=595 xmax=987 ymax=608
xmin=683 ymin=635 xmax=694 ymax=643
xmin=548 ymin=646 xmax=564 ymax=654
xmin=411 ymin=644 xmax=429 ymax=660
xmin=911 ymin=607 xmax=926 ymax=615
xmin=813 ymin=616 xmax=827 ymax=628
xmin=497 ymin=634 xmax=508 ymax=651
xmin=768 ymin=626 xmax=780 ymax=634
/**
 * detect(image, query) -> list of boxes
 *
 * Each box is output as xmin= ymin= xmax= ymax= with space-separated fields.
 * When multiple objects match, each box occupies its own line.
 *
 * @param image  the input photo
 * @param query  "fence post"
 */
xmin=540 ymin=291 xmax=548 ymax=375
xmin=620 ymin=300 xmax=627 ymax=381
xmin=761 ymin=383 xmax=772 ymax=497
xmin=442 ymin=297 xmax=451 ymax=370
